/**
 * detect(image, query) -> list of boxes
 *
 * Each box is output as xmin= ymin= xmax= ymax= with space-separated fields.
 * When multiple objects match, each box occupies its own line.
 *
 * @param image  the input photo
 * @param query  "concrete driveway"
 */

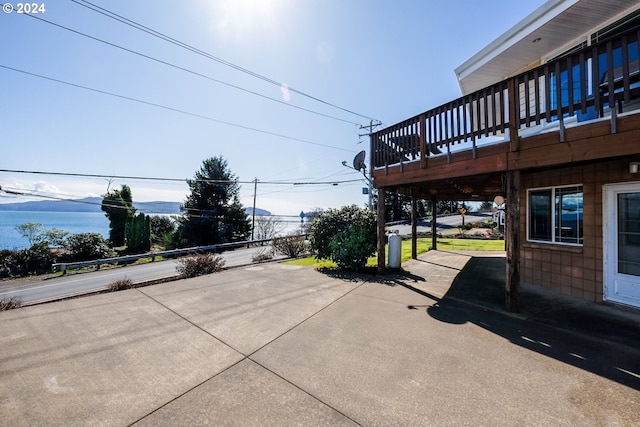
xmin=1 ymin=252 xmax=638 ymax=426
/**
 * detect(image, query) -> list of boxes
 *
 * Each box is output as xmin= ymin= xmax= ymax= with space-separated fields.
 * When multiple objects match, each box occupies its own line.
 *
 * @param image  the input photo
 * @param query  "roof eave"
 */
xmin=454 ymin=0 xmax=578 ymax=94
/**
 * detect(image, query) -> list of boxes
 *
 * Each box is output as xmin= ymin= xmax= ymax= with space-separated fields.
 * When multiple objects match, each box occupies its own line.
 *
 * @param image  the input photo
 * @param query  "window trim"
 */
xmin=526 ymin=184 xmax=584 ymax=247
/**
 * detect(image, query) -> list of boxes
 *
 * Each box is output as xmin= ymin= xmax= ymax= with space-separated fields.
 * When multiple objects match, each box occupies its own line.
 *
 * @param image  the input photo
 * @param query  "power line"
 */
xmin=0 ymin=184 xmax=362 ymax=216
xmin=0 ymin=168 xmax=362 ymax=186
xmin=20 ymin=12 xmax=361 ymax=127
xmin=70 ymin=0 xmax=382 ymax=125
xmin=0 ymin=185 xmax=155 ymax=212
xmin=247 ymin=181 xmax=360 ymax=199
xmin=0 ymin=186 xmax=203 ymax=216
xmin=0 ymin=64 xmax=354 ymax=153
xmin=0 ymin=179 xmax=361 ymax=216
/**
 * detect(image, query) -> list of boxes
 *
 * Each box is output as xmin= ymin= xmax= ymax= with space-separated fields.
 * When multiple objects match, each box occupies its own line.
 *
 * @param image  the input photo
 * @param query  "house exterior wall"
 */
xmin=371 ymin=1 xmax=640 ymax=311
xmin=520 ymin=155 xmax=640 ymax=302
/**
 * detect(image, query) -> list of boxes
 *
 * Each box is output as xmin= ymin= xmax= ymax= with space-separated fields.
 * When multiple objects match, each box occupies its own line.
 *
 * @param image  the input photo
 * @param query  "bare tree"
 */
xmin=254 ymin=216 xmax=284 ymax=240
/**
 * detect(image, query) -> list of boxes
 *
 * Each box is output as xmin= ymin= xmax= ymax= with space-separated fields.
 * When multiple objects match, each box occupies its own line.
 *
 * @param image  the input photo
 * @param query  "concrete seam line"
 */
xmin=246 ymin=279 xmax=369 ymax=358
xmin=127 ymin=289 xmax=252 ymax=426
xmin=241 ymin=279 xmax=370 ymax=427
xmin=129 ymin=279 xmax=369 ymax=427
xmin=247 ymin=358 xmax=364 ymax=427
xmin=126 ymin=357 xmax=249 ymax=427
xmin=135 ymin=288 xmax=244 ymax=355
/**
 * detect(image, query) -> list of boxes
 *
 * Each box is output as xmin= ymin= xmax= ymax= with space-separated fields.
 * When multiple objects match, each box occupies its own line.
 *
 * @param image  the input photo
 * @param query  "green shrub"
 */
xmin=309 ymin=205 xmax=377 ymax=271
xmin=327 ymin=224 xmax=376 ymax=271
xmin=63 ymin=233 xmax=113 ymax=262
xmin=0 ymin=250 xmax=16 ymax=278
xmin=164 ymin=228 xmax=187 ymax=250
xmin=151 ymin=215 xmax=177 ymax=245
xmin=15 ymin=243 xmax=55 ymax=275
xmin=0 ymin=243 xmax=55 ymax=278
xmin=176 ymin=253 xmax=225 ymax=278
xmin=272 ymin=233 xmax=308 ymax=258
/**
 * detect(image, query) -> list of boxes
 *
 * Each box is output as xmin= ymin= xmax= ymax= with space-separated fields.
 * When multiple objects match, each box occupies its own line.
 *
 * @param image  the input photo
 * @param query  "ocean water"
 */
xmin=0 ymin=211 xmax=110 ymax=250
xmin=0 ymin=211 xmax=310 ymax=250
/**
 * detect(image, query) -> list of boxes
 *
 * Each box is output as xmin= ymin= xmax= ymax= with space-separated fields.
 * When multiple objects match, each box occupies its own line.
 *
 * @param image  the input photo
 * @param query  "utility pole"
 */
xmin=359 ymin=120 xmax=381 ymax=211
xmin=341 ymin=158 xmax=374 ymax=210
xmin=250 ymin=178 xmax=258 ymax=240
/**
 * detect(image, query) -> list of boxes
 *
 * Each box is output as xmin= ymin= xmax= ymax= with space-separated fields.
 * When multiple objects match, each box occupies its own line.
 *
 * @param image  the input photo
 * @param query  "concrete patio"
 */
xmin=1 ymin=251 xmax=638 ymax=426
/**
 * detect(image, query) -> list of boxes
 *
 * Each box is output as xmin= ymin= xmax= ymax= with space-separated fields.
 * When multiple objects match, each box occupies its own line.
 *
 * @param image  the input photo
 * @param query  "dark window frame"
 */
xmin=527 ymin=185 xmax=584 ymax=246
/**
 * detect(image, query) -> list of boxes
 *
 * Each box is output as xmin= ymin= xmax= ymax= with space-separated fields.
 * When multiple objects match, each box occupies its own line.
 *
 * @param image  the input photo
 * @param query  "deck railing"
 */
xmin=372 ymin=26 xmax=640 ymax=169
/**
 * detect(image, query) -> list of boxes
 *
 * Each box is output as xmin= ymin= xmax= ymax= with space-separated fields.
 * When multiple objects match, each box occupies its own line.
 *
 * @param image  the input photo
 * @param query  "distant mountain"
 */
xmin=0 ymin=197 xmax=182 ymax=214
xmin=0 ymin=197 xmax=105 ymax=213
xmin=0 ymin=197 xmax=270 ymax=216
xmin=246 ymin=207 xmax=271 ymax=216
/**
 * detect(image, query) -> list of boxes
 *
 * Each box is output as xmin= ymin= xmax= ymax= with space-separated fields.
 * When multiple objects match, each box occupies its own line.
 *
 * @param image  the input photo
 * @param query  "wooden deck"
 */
xmin=373 ymin=113 xmax=640 ymax=200
xmin=371 ymin=26 xmax=640 ymax=200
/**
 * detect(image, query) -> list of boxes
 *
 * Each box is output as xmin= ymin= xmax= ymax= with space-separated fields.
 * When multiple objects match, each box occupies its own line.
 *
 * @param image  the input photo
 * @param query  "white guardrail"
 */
xmin=51 ymin=215 xmax=471 ymax=274
xmin=51 ymin=236 xmax=296 ymax=274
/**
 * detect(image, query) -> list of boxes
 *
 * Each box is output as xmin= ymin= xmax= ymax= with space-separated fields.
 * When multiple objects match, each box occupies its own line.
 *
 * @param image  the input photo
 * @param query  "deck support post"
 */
xmin=377 ymin=188 xmax=386 ymax=274
xmin=505 ymin=170 xmax=520 ymax=313
xmin=411 ymin=188 xmax=417 ymax=259
xmin=507 ymin=78 xmax=520 ymax=151
xmin=431 ymin=194 xmax=438 ymax=251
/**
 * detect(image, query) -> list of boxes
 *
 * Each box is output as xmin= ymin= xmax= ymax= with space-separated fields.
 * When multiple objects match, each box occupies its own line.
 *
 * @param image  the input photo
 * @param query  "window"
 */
xmin=528 ymin=185 xmax=583 ymax=245
xmin=591 ymin=9 xmax=640 ymax=44
xmin=617 ymin=192 xmax=640 ymax=276
xmin=544 ymin=8 xmax=640 ymax=124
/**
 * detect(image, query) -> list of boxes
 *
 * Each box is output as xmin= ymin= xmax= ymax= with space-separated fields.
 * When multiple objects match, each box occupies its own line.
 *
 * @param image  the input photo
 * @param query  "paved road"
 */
xmin=0 ymin=245 xmax=281 ymax=305
xmin=1 ymin=213 xmax=492 ymax=305
xmin=388 ymin=212 xmax=492 ymax=235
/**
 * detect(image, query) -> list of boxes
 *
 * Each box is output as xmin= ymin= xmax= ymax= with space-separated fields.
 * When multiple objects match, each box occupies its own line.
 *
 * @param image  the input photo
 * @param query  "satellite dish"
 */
xmin=353 ymin=150 xmax=366 ymax=171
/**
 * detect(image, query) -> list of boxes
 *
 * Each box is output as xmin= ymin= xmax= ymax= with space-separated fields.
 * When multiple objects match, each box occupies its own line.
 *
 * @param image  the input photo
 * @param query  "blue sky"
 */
xmin=0 ymin=0 xmax=545 ymax=215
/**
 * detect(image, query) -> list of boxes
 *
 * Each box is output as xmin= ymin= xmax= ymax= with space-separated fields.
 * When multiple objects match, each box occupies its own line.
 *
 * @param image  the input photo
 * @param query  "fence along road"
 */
xmin=1 ymin=213 xmax=490 ymax=306
xmin=0 ymin=244 xmax=283 ymax=305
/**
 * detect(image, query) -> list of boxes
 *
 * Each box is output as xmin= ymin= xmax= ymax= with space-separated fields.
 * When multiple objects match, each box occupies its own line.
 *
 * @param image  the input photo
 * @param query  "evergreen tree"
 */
xmin=101 ymin=185 xmax=136 ymax=246
xmin=150 ymin=215 xmax=176 ymax=245
xmin=125 ymin=212 xmax=151 ymax=253
xmin=180 ymin=156 xmax=251 ymax=246
xmin=372 ymin=191 xmax=427 ymax=222
xmin=479 ymin=200 xmax=493 ymax=211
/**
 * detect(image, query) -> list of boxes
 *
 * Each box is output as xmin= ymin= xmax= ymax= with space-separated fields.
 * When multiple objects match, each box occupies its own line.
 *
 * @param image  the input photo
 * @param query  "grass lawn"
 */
xmin=435 ymin=238 xmax=505 ymax=251
xmin=284 ymin=238 xmax=505 ymax=269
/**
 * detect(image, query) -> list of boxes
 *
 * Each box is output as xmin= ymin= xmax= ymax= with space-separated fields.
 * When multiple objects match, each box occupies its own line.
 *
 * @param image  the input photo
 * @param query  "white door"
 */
xmin=604 ymin=182 xmax=640 ymax=307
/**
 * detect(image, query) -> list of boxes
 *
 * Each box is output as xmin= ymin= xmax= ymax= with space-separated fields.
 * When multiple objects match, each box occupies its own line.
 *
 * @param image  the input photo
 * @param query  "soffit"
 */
xmin=455 ymin=0 xmax=639 ymax=95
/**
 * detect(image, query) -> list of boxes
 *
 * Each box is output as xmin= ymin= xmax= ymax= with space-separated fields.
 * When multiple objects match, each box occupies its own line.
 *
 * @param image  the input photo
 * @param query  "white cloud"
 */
xmin=280 ymin=83 xmax=291 ymax=102
xmin=0 ymin=179 xmax=65 ymax=202
xmin=32 ymin=180 xmax=61 ymax=195
xmin=0 ymin=176 xmax=188 ymax=204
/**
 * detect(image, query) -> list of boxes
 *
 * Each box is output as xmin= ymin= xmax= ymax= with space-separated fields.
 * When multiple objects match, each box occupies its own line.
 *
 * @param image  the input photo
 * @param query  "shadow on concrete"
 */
xmin=384 ymin=256 xmax=640 ymax=391
xmin=317 ymin=266 xmax=426 ymax=285
xmin=315 ymin=268 xmax=372 ymax=283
